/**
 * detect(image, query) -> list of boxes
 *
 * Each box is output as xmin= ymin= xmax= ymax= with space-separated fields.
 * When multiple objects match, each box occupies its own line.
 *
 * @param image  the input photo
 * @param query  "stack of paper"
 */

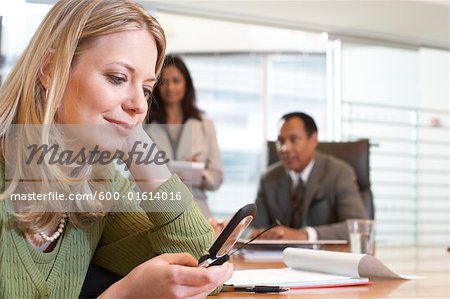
xmin=227 ymin=248 xmax=419 ymax=289
xmin=237 ymin=249 xmax=284 ymax=261
xmin=235 ymin=240 xmax=347 ymax=261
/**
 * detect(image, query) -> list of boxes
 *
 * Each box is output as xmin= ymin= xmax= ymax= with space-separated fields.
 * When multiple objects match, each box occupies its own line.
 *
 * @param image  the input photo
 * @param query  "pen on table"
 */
xmin=222 ymin=285 xmax=289 ymax=293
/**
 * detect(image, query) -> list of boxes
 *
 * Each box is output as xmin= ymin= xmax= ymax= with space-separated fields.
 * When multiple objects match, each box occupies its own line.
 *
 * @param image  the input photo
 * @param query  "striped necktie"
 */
xmin=290 ymin=177 xmax=305 ymax=228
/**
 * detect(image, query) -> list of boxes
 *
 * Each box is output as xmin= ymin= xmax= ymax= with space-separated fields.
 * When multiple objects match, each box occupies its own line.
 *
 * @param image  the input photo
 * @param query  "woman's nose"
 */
xmin=122 ymin=89 xmax=148 ymax=116
xmin=163 ymin=81 xmax=175 ymax=92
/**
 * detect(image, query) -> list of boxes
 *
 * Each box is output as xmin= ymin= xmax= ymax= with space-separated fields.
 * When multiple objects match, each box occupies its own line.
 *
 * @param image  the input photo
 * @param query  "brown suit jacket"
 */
xmin=252 ymin=152 xmax=368 ymax=240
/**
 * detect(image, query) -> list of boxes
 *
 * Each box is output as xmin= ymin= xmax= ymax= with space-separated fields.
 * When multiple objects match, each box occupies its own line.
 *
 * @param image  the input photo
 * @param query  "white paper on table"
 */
xmin=283 ymin=248 xmax=423 ymax=280
xmin=227 ymin=268 xmax=369 ymax=287
xmin=227 ymin=248 xmax=422 ymax=289
xmin=237 ymin=239 xmax=348 ymax=246
xmin=236 ymin=249 xmax=284 ymax=261
xmin=234 ymin=240 xmax=346 ymax=261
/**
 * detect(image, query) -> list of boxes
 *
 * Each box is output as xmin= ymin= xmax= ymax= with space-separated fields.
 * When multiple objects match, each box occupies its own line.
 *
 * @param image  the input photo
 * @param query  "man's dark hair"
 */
xmin=147 ymin=54 xmax=202 ymax=123
xmin=281 ymin=112 xmax=318 ymax=137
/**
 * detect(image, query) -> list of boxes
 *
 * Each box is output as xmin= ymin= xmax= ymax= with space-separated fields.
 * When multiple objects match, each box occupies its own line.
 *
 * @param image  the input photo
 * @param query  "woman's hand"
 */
xmin=100 ymin=253 xmax=233 ymax=299
xmin=208 ymin=218 xmax=229 ymax=237
xmin=123 ymin=126 xmax=172 ymax=191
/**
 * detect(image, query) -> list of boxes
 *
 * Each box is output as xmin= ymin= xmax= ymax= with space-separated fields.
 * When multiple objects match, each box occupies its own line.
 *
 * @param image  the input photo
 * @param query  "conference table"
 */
xmin=213 ymin=246 xmax=450 ymax=298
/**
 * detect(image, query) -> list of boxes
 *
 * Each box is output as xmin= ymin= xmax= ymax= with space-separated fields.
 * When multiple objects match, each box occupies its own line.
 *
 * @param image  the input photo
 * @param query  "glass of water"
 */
xmin=346 ymin=219 xmax=375 ymax=255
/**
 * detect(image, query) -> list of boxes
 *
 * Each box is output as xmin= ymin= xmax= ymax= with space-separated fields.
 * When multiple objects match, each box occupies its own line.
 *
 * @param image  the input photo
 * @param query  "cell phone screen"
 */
xmin=198 ymin=203 xmax=256 ymax=267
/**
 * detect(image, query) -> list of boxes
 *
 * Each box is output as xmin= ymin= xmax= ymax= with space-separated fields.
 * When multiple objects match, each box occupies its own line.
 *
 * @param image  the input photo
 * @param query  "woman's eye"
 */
xmin=108 ymin=75 xmax=126 ymax=85
xmin=143 ymin=88 xmax=152 ymax=100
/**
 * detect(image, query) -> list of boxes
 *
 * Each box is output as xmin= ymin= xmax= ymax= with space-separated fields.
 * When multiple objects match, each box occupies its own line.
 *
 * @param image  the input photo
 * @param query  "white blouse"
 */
xmin=146 ymin=116 xmax=223 ymax=205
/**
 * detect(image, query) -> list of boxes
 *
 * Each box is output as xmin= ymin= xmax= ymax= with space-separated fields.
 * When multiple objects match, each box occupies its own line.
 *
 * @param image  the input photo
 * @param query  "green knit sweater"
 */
xmin=0 ymin=164 xmax=214 ymax=298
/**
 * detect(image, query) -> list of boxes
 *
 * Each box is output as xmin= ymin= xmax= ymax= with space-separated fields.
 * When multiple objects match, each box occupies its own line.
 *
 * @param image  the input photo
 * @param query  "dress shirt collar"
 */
xmin=288 ymin=159 xmax=315 ymax=189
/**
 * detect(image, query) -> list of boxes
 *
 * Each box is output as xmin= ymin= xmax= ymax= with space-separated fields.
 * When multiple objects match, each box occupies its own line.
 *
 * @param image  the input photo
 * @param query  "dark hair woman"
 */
xmin=146 ymin=55 xmax=223 ymax=218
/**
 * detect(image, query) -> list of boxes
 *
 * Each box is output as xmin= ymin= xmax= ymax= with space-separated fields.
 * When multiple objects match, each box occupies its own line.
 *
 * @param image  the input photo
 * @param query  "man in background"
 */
xmin=251 ymin=112 xmax=367 ymax=240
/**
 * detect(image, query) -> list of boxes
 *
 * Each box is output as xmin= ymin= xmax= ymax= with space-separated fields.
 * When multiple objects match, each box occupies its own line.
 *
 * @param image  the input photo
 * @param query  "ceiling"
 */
xmin=27 ymin=0 xmax=450 ymax=49
xmin=145 ymin=0 xmax=450 ymax=50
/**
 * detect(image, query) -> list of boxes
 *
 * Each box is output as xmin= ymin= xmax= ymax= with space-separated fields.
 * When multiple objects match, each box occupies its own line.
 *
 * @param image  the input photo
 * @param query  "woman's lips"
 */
xmin=104 ymin=117 xmax=136 ymax=135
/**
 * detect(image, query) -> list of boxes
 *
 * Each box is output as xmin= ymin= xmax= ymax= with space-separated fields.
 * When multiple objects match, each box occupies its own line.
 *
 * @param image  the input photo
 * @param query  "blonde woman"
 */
xmin=0 ymin=0 xmax=232 ymax=298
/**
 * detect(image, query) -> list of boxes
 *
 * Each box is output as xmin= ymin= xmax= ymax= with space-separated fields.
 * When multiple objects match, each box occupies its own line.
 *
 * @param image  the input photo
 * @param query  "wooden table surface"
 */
xmin=212 ymin=246 xmax=450 ymax=298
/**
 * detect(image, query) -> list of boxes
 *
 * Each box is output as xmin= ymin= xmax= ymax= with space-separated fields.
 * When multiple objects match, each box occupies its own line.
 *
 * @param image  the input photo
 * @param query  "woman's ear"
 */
xmin=38 ymin=50 xmax=54 ymax=89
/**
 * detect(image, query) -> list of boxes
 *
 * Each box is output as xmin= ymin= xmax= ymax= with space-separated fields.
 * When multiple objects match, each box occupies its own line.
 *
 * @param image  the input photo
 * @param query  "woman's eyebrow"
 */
xmin=106 ymin=62 xmax=156 ymax=82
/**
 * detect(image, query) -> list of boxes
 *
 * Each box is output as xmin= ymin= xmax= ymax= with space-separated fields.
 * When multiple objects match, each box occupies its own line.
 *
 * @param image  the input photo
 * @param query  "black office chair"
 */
xmin=267 ymin=139 xmax=374 ymax=219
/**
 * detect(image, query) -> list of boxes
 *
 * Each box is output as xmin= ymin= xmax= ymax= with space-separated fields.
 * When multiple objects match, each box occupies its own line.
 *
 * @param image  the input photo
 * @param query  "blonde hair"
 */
xmin=0 ymin=0 xmax=166 ymax=233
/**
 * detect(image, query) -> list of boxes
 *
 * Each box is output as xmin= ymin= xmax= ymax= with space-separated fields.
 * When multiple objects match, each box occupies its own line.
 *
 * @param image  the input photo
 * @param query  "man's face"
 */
xmin=276 ymin=117 xmax=318 ymax=172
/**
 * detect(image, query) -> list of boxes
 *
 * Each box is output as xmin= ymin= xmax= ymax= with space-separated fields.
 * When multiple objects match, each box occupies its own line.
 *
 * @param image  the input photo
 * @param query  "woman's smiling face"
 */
xmin=58 ymin=28 xmax=157 ymax=133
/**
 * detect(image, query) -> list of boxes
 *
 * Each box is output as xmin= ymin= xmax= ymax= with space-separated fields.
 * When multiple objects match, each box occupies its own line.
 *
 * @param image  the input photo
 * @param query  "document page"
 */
xmin=227 ymin=248 xmax=420 ymax=289
xmin=227 ymin=268 xmax=368 ymax=288
xmin=283 ymin=248 xmax=419 ymax=280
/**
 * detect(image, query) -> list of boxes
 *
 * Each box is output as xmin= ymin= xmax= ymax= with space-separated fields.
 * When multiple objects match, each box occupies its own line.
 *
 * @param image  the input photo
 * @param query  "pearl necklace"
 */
xmin=39 ymin=213 xmax=67 ymax=243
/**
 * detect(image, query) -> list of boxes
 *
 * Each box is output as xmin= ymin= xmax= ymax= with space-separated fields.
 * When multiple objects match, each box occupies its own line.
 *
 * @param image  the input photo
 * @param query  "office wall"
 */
xmin=157 ymin=12 xmax=325 ymax=53
xmin=417 ymin=48 xmax=450 ymax=244
xmin=0 ymin=1 xmax=50 ymax=78
xmin=419 ymin=48 xmax=450 ymax=111
xmin=342 ymin=45 xmax=419 ymax=107
xmin=341 ymin=43 xmax=450 ymax=245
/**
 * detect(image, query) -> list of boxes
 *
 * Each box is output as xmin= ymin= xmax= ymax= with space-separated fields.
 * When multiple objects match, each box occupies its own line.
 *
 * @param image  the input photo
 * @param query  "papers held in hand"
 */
xmin=168 ymin=160 xmax=205 ymax=187
xmin=227 ymin=248 xmax=420 ymax=290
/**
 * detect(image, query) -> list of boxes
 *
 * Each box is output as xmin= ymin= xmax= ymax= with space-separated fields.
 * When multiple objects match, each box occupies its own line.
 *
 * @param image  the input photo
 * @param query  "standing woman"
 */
xmin=147 ymin=55 xmax=223 ymax=218
xmin=0 ymin=0 xmax=231 ymax=298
